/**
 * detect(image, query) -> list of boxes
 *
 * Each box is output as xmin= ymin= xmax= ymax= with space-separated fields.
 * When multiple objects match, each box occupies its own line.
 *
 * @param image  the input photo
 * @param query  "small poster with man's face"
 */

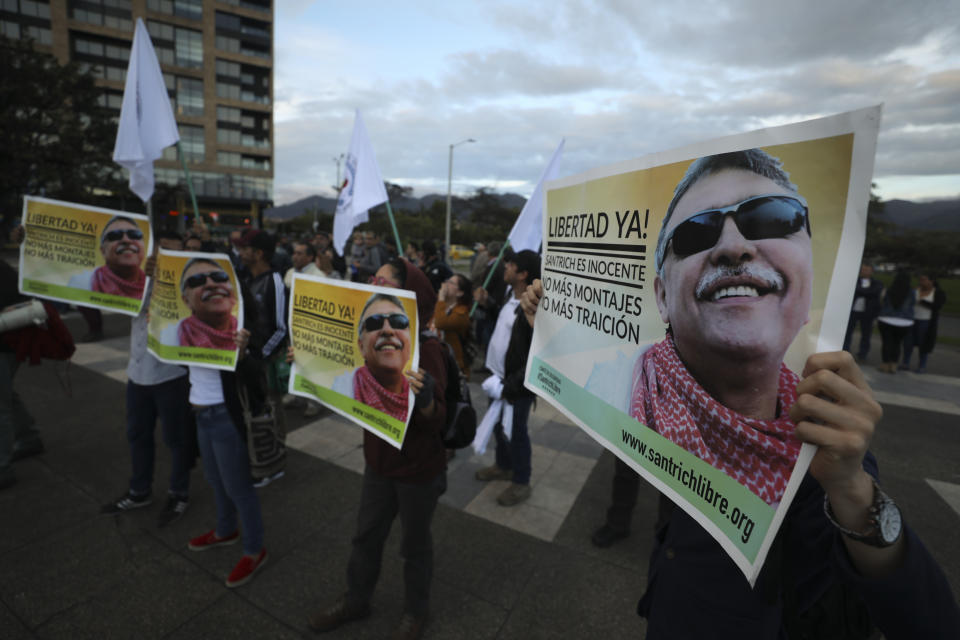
xmin=147 ymin=249 xmax=243 ymax=371
xmin=19 ymin=196 xmax=153 ymax=316
xmin=287 ymin=273 xmax=419 ymax=449
xmin=524 ymin=107 xmax=881 ymax=585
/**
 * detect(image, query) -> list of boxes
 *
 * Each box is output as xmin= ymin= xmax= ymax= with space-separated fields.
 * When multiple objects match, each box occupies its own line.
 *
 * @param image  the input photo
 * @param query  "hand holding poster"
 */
xmin=524 ymin=107 xmax=881 ymax=584
xmin=19 ymin=197 xmax=153 ymax=316
xmin=288 ymin=273 xmax=419 ymax=449
xmin=147 ymin=249 xmax=243 ymax=370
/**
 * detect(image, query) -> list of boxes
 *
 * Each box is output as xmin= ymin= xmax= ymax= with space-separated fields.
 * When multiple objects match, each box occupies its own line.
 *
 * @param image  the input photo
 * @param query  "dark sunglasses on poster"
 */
xmin=104 ymin=228 xmax=144 ymax=242
xmin=360 ymin=313 xmax=410 ymax=334
xmin=184 ymin=270 xmax=231 ymax=289
xmin=658 ymin=194 xmax=810 ymax=271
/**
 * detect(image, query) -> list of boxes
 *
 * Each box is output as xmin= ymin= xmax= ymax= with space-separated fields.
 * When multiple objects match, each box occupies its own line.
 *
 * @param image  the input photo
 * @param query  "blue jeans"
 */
xmin=126 ymin=377 xmax=192 ymax=497
xmin=0 ymin=352 xmax=40 ymax=476
xmin=494 ymin=395 xmax=534 ymax=485
xmin=195 ymin=404 xmax=264 ymax=555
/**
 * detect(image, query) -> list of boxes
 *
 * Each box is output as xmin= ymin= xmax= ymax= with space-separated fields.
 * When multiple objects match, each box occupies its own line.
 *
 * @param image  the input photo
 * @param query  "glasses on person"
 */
xmin=360 ymin=313 xmax=410 ymax=334
xmin=658 ymin=194 xmax=810 ymax=271
xmin=184 ymin=270 xmax=230 ymax=289
xmin=368 ymin=275 xmax=396 ymax=287
xmin=104 ymin=228 xmax=144 ymax=242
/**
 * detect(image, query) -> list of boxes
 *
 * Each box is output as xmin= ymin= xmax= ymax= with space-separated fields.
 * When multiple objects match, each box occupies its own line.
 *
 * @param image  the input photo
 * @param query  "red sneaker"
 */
xmin=225 ymin=549 xmax=267 ymax=588
xmin=187 ymin=529 xmax=239 ymax=551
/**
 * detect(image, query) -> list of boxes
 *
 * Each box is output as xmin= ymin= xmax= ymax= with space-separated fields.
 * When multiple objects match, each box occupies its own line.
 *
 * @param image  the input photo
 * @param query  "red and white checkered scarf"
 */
xmin=630 ymin=333 xmax=802 ymax=506
xmin=353 ymin=365 xmax=410 ymax=422
xmin=177 ymin=314 xmax=237 ymax=350
xmin=91 ymin=264 xmax=145 ymax=299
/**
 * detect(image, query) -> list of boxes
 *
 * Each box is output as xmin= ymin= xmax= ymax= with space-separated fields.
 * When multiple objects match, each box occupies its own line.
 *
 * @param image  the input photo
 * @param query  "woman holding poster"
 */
xmin=308 ymin=258 xmax=449 ymax=639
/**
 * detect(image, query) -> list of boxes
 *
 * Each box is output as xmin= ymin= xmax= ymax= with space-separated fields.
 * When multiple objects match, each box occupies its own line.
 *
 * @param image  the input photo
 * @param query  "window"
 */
xmin=19 ymin=0 xmax=50 ymax=19
xmin=217 ymin=106 xmax=241 ymax=124
xmin=1 ymin=20 xmax=19 ymax=38
xmin=241 ymin=155 xmax=270 ymax=171
xmin=70 ymin=0 xmax=132 ymax=31
xmin=216 ymin=82 xmax=240 ymax=101
xmin=148 ymin=20 xmax=202 ymax=69
xmin=217 ymin=128 xmax=241 ymax=146
xmin=174 ymin=26 xmax=202 ymax=68
xmin=218 ymin=151 xmax=241 ymax=167
xmin=215 ymin=59 xmax=240 ymax=78
xmin=176 ymin=76 xmax=203 ymax=116
xmin=147 ymin=0 xmax=201 ymax=20
xmin=179 ymin=124 xmax=204 ymax=163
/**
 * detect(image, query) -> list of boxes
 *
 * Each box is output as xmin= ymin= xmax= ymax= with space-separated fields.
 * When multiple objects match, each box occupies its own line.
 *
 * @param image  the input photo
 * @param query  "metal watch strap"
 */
xmin=822 ymin=479 xmax=899 ymax=547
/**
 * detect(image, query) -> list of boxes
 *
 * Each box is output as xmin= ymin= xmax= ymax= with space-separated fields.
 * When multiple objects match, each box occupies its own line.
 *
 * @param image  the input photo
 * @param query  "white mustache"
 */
xmin=201 ymin=287 xmax=231 ymax=301
xmin=375 ymin=336 xmax=404 ymax=350
xmin=695 ymin=264 xmax=784 ymax=300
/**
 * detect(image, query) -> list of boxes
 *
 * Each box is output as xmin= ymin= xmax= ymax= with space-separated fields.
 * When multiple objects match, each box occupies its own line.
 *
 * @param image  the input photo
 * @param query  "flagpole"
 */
xmin=384 ymin=200 xmax=403 ymax=255
xmin=176 ymin=140 xmax=200 ymax=232
xmin=469 ymin=238 xmax=511 ymax=317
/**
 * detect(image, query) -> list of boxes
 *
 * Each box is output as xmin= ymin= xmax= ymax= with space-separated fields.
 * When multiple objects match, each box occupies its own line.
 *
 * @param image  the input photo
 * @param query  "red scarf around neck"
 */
xmin=353 ymin=365 xmax=410 ymax=422
xmin=631 ymin=333 xmax=802 ymax=506
xmin=91 ymin=264 xmax=145 ymax=299
xmin=177 ymin=314 xmax=237 ymax=350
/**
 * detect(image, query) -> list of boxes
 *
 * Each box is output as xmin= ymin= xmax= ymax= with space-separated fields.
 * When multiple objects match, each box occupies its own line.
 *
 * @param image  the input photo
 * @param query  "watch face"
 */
xmin=878 ymin=501 xmax=902 ymax=544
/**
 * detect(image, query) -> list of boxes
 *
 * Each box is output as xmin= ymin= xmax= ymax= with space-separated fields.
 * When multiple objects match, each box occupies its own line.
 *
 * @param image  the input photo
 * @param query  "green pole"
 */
xmin=469 ymin=238 xmax=511 ymax=317
xmin=176 ymin=140 xmax=200 ymax=231
xmin=384 ymin=200 xmax=403 ymax=255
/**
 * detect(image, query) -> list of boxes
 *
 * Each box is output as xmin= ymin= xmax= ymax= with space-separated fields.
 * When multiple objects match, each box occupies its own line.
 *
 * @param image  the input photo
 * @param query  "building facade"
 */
xmin=1 ymin=0 xmax=273 ymax=226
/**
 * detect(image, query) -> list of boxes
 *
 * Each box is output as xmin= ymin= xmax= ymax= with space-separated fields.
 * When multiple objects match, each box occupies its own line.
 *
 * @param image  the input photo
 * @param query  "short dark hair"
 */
xmin=655 ymin=149 xmax=798 ymax=275
xmin=101 ymin=215 xmax=139 ymax=244
xmin=357 ymin=293 xmax=407 ymax=335
xmin=157 ymin=229 xmax=182 ymax=243
xmin=294 ymin=241 xmax=316 ymax=259
xmin=508 ymin=249 xmax=541 ymax=285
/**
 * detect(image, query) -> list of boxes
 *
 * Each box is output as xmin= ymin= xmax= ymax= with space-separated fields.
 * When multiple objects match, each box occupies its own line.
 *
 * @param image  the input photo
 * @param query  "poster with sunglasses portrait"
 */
xmin=18 ymin=196 xmax=153 ymax=316
xmin=145 ymin=249 xmax=244 ymax=371
xmin=524 ymin=106 xmax=881 ymax=585
xmin=287 ymin=273 xmax=420 ymax=449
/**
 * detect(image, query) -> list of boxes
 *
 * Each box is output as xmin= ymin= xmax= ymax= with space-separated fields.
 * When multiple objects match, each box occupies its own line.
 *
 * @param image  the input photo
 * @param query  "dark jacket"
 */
xmin=852 ymin=276 xmax=884 ymax=318
xmin=920 ymin=287 xmax=947 ymax=355
xmin=218 ymin=280 xmax=269 ymax=439
xmin=638 ymin=453 xmax=960 ymax=639
xmin=363 ymin=259 xmax=448 ymax=483
xmin=502 ymin=304 xmax=534 ymax=402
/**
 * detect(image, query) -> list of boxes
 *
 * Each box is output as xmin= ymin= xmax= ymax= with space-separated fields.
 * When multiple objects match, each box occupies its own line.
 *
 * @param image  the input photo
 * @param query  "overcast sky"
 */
xmin=272 ymin=0 xmax=960 ymax=206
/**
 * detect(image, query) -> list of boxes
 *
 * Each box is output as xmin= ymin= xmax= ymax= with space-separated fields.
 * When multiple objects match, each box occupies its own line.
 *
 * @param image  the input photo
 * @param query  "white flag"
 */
xmin=333 ymin=110 xmax=389 ymax=256
xmin=113 ymin=18 xmax=179 ymax=203
xmin=507 ymin=139 xmax=565 ymax=252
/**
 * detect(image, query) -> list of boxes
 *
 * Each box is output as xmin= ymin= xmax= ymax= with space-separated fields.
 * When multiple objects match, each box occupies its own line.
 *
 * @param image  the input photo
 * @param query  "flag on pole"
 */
xmin=333 ymin=110 xmax=389 ymax=256
xmin=507 ymin=139 xmax=565 ymax=252
xmin=113 ymin=18 xmax=179 ymax=203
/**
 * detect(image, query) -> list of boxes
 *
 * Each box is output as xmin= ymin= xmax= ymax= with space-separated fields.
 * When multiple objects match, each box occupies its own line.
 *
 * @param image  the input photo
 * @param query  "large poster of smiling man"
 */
xmin=147 ymin=249 xmax=244 ymax=371
xmin=19 ymin=197 xmax=153 ymax=315
xmin=524 ymin=107 xmax=881 ymax=584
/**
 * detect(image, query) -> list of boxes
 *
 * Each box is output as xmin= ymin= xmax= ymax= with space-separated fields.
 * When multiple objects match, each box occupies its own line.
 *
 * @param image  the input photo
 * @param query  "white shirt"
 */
xmin=485 ymin=295 xmax=520 ymax=379
xmin=284 ymin=262 xmax=322 ymax=289
xmin=915 ymin=289 xmax=935 ymax=321
xmin=127 ymin=281 xmax=187 ymax=386
xmin=851 ymin=277 xmax=870 ymax=312
xmin=188 ymin=365 xmax=224 ymax=405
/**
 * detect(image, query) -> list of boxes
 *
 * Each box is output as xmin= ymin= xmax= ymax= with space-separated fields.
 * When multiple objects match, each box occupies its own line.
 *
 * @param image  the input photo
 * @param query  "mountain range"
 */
xmin=265 ymin=193 xmax=960 ymax=232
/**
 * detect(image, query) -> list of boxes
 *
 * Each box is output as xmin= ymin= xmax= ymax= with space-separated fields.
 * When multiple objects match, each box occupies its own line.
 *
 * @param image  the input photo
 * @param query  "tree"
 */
xmin=0 ymin=36 xmax=126 ymax=231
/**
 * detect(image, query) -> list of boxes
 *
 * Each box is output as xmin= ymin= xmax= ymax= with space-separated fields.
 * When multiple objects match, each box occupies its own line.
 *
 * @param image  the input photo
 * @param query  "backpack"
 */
xmin=438 ymin=341 xmax=477 ymax=448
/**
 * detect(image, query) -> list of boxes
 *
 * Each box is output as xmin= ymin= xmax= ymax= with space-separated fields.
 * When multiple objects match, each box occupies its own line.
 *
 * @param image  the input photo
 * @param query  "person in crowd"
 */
xmin=349 ymin=231 xmax=366 ymax=281
xmin=101 ymin=230 xmax=195 ymax=526
xmin=0 ymin=233 xmax=44 ymax=490
xmin=901 ymin=272 xmax=946 ymax=374
xmin=876 ymin=270 xmax=915 ymax=373
xmin=433 ymin=273 xmax=473 ymax=375
xmin=185 ymin=234 xmax=204 ymax=252
xmin=238 ymin=229 xmax=288 ymax=487
xmin=469 ymin=242 xmax=489 ymax=284
xmin=271 ymin=234 xmax=293 ymax=275
xmin=472 ymin=241 xmax=508 ymax=353
xmin=474 ymin=249 xmax=539 ymax=507
xmin=316 ymin=248 xmax=343 ymax=280
xmin=314 ymin=231 xmax=346 ymax=277
xmin=308 ymin=257 xmax=447 ymax=640
xmin=843 ymin=263 xmax=884 ymax=361
xmin=355 ymin=231 xmax=388 ymax=283
xmin=68 ymin=216 xmax=147 ymax=300
xmin=405 ymin=241 xmax=423 ymax=267
xmin=420 ymin=239 xmax=452 ymax=293
xmin=283 ymin=240 xmax=322 ymax=289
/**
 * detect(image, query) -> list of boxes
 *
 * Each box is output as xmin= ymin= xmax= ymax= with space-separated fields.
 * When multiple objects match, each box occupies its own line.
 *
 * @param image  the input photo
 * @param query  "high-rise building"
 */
xmin=1 ymin=0 xmax=273 ymax=226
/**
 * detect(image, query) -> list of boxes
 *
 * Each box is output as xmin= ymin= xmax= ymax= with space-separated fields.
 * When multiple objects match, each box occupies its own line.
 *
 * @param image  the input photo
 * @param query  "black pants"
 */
xmin=605 ymin=456 xmax=640 ymax=533
xmin=346 ymin=466 xmax=444 ymax=617
xmin=878 ymin=322 xmax=909 ymax=364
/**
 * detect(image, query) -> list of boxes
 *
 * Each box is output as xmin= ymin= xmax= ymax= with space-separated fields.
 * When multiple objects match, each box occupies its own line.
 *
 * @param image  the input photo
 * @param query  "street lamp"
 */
xmin=446 ymin=138 xmax=475 ymax=262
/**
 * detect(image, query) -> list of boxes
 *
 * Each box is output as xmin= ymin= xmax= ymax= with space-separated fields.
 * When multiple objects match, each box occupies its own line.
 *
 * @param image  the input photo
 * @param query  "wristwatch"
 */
xmin=823 ymin=480 xmax=903 ymax=548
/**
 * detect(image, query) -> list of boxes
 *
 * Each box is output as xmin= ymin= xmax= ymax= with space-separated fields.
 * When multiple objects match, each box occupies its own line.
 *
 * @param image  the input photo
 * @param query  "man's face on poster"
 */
xmin=181 ymin=261 xmax=236 ymax=322
xmin=101 ymin=219 xmax=145 ymax=273
xmin=655 ymin=169 xmax=813 ymax=362
xmin=358 ymin=299 xmax=411 ymax=379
